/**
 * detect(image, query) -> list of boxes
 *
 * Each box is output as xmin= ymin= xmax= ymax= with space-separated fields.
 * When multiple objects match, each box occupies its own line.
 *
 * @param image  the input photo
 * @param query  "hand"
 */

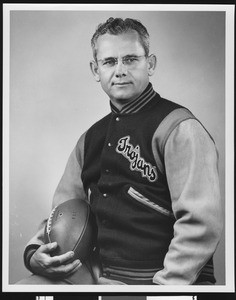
xmin=30 ymin=242 xmax=82 ymax=279
xmin=97 ymin=276 xmax=127 ymax=285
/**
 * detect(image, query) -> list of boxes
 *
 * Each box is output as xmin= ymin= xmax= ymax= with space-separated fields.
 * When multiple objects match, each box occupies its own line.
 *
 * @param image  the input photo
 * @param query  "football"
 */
xmin=44 ymin=198 xmax=97 ymax=262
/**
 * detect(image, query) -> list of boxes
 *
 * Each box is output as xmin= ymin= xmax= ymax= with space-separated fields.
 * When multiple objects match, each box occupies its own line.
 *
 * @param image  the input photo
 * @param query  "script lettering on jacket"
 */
xmin=116 ymin=135 xmax=158 ymax=182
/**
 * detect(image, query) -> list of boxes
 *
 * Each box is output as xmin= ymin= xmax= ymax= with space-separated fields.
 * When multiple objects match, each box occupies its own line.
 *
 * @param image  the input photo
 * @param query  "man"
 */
xmin=18 ymin=17 xmax=223 ymax=285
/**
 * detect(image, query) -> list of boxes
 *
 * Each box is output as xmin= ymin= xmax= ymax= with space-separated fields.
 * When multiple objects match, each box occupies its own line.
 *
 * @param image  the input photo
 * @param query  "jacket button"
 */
xmin=103 ymin=193 xmax=107 ymax=198
xmin=116 ymin=117 xmax=120 ymax=121
xmin=102 ymin=219 xmax=108 ymax=226
xmin=108 ymin=142 xmax=112 ymax=147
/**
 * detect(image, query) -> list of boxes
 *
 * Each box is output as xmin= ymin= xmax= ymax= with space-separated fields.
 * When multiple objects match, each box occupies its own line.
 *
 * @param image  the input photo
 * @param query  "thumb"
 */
xmin=41 ymin=242 xmax=58 ymax=253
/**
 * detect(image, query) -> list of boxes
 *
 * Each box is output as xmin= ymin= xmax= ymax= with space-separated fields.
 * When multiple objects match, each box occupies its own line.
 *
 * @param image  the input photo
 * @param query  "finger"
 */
xmin=66 ymin=260 xmax=83 ymax=275
xmin=50 ymin=259 xmax=81 ymax=276
xmin=50 ymin=251 xmax=76 ymax=266
xmin=40 ymin=242 xmax=58 ymax=253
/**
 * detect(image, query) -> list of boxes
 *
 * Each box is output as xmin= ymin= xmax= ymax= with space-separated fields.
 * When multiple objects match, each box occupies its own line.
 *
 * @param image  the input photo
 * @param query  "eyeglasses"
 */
xmin=97 ymin=55 xmax=147 ymax=69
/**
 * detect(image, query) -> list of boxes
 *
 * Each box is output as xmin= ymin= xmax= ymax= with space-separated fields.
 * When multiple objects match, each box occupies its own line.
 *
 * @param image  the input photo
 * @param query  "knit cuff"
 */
xmin=23 ymin=244 xmax=41 ymax=273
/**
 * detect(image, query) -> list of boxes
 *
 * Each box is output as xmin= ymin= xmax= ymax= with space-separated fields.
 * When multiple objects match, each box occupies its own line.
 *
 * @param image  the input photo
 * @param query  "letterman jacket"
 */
xmin=24 ymin=83 xmax=223 ymax=285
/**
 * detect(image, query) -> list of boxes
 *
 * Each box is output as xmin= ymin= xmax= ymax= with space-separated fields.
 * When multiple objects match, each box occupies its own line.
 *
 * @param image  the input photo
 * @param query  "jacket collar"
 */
xmin=110 ymin=82 xmax=157 ymax=114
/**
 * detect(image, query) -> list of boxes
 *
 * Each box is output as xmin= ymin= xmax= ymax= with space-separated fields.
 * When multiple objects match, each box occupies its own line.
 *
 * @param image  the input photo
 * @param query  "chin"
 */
xmin=112 ymin=92 xmax=137 ymax=102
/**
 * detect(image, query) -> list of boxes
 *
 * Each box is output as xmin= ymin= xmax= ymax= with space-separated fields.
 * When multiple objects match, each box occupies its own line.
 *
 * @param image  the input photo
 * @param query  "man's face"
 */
xmin=91 ymin=30 xmax=154 ymax=105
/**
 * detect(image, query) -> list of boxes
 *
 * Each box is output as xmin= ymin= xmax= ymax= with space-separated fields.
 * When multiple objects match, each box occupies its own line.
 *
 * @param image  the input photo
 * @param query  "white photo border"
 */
xmin=2 ymin=3 xmax=235 ymax=293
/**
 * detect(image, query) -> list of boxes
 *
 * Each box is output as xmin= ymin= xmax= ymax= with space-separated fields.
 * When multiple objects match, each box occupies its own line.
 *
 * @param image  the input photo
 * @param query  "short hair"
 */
xmin=91 ymin=17 xmax=150 ymax=60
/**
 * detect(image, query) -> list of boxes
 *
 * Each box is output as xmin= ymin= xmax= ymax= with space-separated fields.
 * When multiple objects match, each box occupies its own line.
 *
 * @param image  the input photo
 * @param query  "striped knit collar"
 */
xmin=110 ymin=82 xmax=157 ymax=114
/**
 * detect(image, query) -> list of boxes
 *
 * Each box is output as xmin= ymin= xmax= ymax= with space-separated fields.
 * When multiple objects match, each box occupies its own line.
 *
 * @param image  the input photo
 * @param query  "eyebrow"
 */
xmin=101 ymin=56 xmax=116 ymax=61
xmin=123 ymin=54 xmax=141 ymax=58
xmin=98 ymin=54 xmax=142 ymax=62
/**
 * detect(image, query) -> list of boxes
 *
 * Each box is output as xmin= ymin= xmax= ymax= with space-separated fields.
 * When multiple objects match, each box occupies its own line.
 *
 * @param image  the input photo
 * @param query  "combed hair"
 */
xmin=91 ymin=17 xmax=150 ymax=60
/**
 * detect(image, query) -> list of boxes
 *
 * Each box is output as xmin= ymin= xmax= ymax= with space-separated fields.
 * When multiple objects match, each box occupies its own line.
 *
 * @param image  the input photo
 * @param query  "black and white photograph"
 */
xmin=2 ymin=2 xmax=235 ymax=296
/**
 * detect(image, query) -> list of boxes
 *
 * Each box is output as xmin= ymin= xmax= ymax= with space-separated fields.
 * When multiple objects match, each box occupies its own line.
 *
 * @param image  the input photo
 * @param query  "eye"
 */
xmin=103 ymin=59 xmax=116 ymax=66
xmin=123 ymin=57 xmax=138 ymax=64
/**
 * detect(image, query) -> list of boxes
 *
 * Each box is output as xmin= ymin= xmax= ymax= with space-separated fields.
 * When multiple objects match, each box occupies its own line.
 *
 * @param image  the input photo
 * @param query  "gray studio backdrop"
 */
xmin=9 ymin=10 xmax=225 ymax=284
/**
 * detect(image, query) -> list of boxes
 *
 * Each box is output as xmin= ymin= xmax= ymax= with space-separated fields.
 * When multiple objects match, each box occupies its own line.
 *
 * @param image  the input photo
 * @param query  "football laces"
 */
xmin=46 ymin=206 xmax=57 ymax=235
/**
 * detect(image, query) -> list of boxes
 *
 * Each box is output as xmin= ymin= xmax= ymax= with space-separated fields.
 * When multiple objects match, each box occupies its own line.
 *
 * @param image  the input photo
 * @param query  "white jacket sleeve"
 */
xmin=52 ymin=131 xmax=87 ymax=208
xmin=153 ymin=119 xmax=223 ymax=285
xmin=24 ymin=132 xmax=87 ymax=270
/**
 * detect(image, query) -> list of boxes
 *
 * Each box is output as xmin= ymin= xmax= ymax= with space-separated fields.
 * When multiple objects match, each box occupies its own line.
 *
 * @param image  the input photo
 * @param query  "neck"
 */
xmin=110 ymin=83 xmax=150 ymax=111
xmin=110 ymin=82 xmax=156 ymax=115
xmin=110 ymin=98 xmax=130 ymax=111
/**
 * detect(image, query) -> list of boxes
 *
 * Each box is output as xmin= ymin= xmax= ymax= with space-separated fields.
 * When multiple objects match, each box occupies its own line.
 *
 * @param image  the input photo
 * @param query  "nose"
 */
xmin=115 ymin=60 xmax=127 ymax=77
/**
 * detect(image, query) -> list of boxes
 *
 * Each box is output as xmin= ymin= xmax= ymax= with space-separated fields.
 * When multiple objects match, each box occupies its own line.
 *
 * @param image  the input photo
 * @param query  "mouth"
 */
xmin=112 ymin=82 xmax=132 ymax=86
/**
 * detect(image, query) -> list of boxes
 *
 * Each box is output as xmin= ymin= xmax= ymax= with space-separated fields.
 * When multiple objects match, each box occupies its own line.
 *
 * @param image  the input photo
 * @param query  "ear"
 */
xmin=147 ymin=54 xmax=157 ymax=76
xmin=90 ymin=60 xmax=100 ymax=82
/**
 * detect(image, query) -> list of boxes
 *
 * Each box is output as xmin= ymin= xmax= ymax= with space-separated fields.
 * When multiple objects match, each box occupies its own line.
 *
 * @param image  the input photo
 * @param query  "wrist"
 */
xmin=24 ymin=244 xmax=40 ymax=273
